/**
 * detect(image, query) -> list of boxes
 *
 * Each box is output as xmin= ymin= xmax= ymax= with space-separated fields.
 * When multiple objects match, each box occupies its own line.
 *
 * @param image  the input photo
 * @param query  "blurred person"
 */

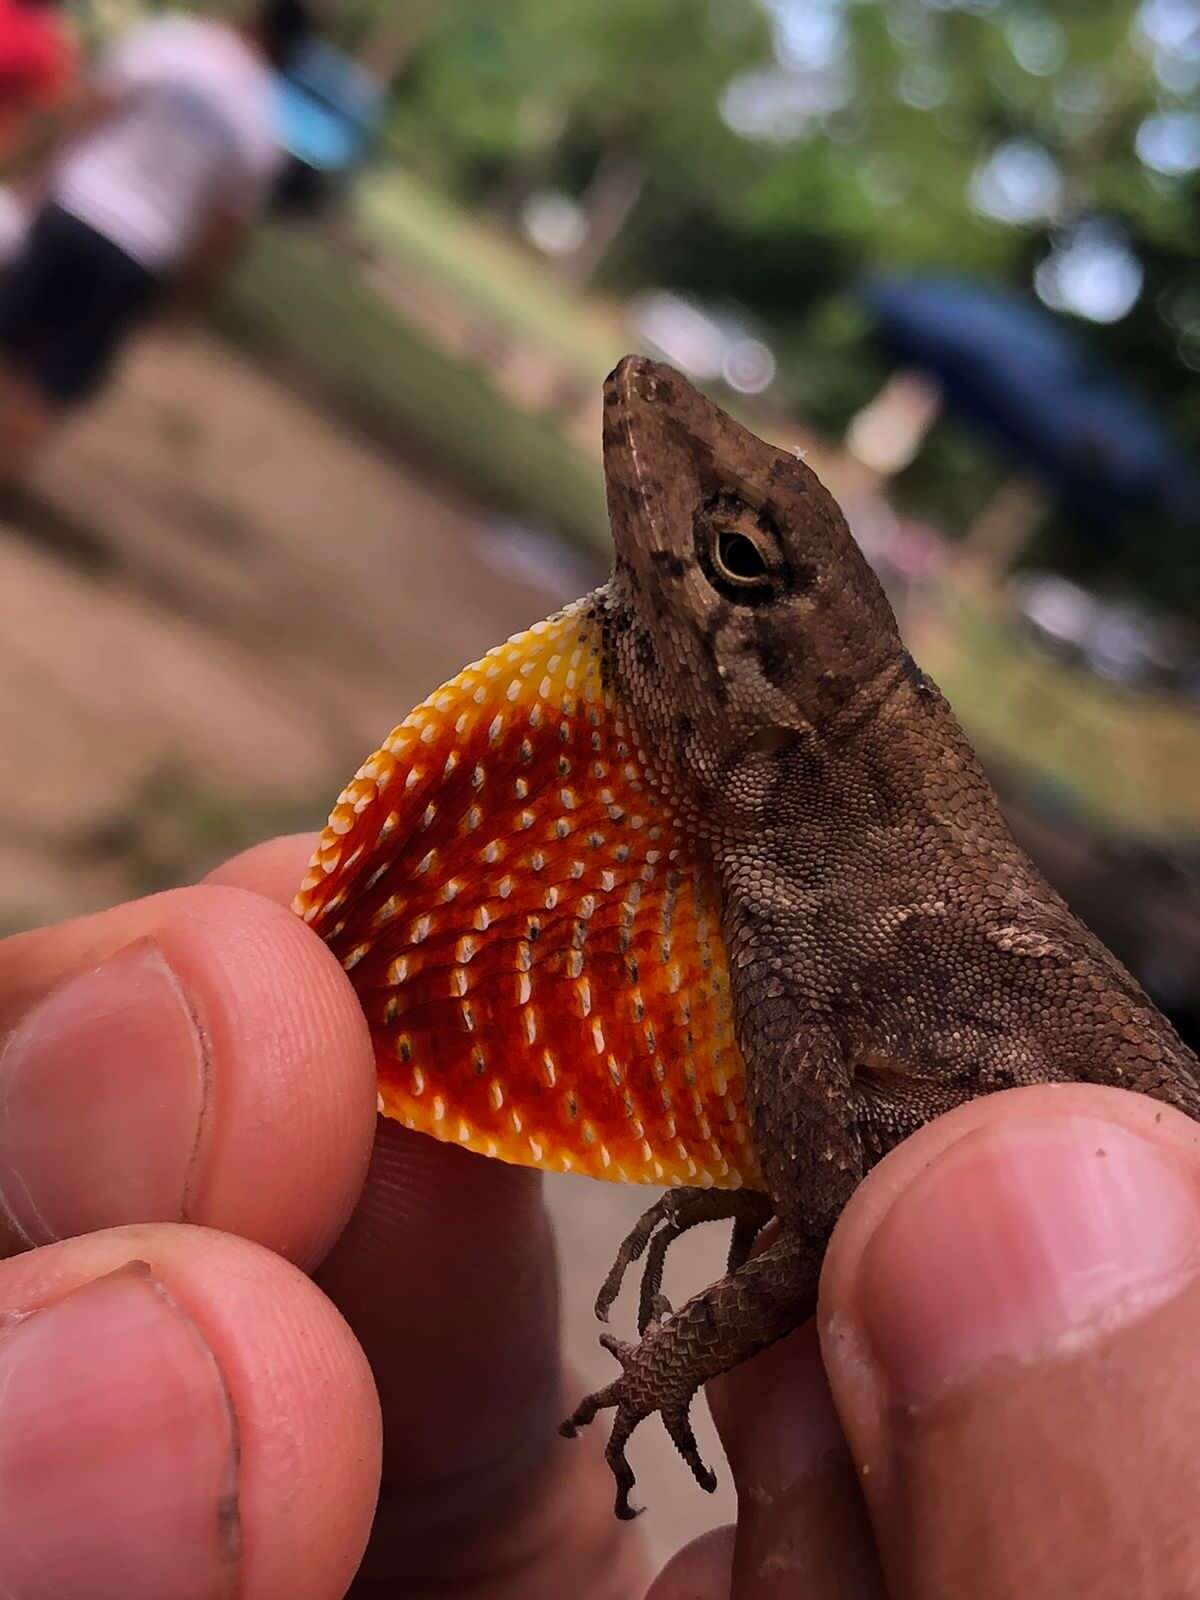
xmin=0 ymin=0 xmax=75 ymax=169
xmin=0 ymin=0 xmax=314 ymax=485
xmin=4 ymin=833 xmax=1200 ymax=1595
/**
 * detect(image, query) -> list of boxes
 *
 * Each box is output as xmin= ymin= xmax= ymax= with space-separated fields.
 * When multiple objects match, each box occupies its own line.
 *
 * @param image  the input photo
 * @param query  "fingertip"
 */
xmin=645 ymin=1526 xmax=734 ymax=1600
xmin=185 ymin=1229 xmax=383 ymax=1600
xmin=204 ymin=834 xmax=320 ymax=908
xmin=0 ymin=882 xmax=376 ymax=1268
xmin=160 ymin=883 xmax=377 ymax=1267
xmin=818 ymin=1084 xmax=1200 ymax=1599
xmin=820 ymin=1082 xmax=1200 ymax=1354
xmin=0 ymin=1226 xmax=381 ymax=1600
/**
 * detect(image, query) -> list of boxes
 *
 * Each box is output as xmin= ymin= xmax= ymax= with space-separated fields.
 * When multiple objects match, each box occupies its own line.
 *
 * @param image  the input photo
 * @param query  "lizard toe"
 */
xmin=663 ymin=1405 xmax=717 ymax=1494
xmin=640 ymin=1291 xmax=674 ymax=1334
xmin=563 ymin=1325 xmax=717 ymax=1511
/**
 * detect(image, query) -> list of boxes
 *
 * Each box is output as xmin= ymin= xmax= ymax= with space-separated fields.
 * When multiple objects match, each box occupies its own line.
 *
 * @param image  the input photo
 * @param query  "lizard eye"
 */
xmin=714 ymin=529 xmax=770 ymax=587
xmin=695 ymin=497 xmax=783 ymax=603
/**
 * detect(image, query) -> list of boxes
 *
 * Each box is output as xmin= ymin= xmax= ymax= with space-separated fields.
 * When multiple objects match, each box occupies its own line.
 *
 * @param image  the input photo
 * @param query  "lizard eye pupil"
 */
xmin=714 ymin=530 xmax=768 ymax=586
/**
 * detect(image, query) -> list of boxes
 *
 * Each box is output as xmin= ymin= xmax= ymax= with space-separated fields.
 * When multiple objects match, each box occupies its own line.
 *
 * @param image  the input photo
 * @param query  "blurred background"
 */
xmin=2 ymin=0 xmax=1197 ymax=1562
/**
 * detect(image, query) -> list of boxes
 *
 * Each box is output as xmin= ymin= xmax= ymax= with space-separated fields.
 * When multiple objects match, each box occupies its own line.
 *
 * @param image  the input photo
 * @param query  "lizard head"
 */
xmin=600 ymin=355 xmax=903 ymax=823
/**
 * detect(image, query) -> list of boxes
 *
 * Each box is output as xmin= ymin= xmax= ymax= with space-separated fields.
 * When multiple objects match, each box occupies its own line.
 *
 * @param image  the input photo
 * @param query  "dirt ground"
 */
xmin=2 ymin=329 xmax=736 ymax=1570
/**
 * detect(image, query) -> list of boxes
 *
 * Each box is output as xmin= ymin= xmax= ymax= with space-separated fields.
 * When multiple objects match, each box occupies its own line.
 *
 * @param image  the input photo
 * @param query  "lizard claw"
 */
xmin=643 ymin=1292 xmax=673 ymax=1330
xmin=560 ymin=1329 xmax=714 ymax=1519
xmin=593 ymin=1210 xmax=665 ymax=1322
xmin=567 ymin=1202 xmax=798 ymax=1516
xmin=663 ymin=1407 xmax=717 ymax=1495
xmin=594 ymin=1188 xmax=775 ymax=1328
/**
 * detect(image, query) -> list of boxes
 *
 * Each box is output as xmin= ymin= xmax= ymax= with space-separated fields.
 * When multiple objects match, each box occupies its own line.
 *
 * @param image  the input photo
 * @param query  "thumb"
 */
xmin=819 ymin=1083 xmax=1200 ymax=1600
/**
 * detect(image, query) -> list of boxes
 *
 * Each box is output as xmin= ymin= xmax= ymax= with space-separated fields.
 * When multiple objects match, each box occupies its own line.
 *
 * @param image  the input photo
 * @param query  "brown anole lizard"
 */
xmin=295 ymin=356 xmax=1200 ymax=1518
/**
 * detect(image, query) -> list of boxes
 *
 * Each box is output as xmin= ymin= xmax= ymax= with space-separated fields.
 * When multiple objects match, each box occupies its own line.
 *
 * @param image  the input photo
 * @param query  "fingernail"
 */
xmin=0 ymin=1264 xmax=239 ymax=1599
xmin=0 ymin=941 xmax=208 ymax=1244
xmin=860 ymin=1116 xmax=1200 ymax=1404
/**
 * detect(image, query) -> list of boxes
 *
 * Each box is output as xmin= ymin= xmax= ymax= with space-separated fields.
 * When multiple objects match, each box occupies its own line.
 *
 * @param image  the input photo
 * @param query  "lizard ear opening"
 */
xmin=747 ymin=725 xmax=798 ymax=757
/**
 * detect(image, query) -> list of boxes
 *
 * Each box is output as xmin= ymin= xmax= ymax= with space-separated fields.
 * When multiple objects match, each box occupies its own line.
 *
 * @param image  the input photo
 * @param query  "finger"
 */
xmin=318 ymin=1125 xmax=648 ymax=1596
xmin=0 ymin=874 xmax=375 ymax=1267
xmin=0 ymin=1223 xmax=380 ymax=1600
xmin=820 ymin=1083 xmax=1200 ymax=1600
xmin=217 ymin=838 xmax=651 ymax=1592
xmin=645 ymin=1526 xmax=735 ymax=1600
xmin=219 ymin=838 xmax=568 ymax=1521
xmin=705 ymin=1322 xmax=886 ymax=1598
xmin=205 ymin=831 xmax=320 ymax=908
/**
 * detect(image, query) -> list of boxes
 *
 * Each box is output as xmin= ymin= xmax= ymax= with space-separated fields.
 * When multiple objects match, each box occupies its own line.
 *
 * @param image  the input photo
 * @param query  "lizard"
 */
xmin=294 ymin=354 xmax=1200 ymax=1520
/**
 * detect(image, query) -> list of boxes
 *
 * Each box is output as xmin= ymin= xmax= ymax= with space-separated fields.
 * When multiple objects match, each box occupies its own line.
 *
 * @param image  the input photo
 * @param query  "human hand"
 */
xmin=651 ymin=1081 xmax=1200 ymax=1598
xmin=0 ymin=835 xmax=647 ymax=1600
xmin=8 ymin=838 xmax=1200 ymax=1600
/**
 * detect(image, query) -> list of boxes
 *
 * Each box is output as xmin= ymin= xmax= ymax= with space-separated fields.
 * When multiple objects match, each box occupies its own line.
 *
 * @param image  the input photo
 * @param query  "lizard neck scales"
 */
xmin=295 ymin=595 xmax=760 ymax=1189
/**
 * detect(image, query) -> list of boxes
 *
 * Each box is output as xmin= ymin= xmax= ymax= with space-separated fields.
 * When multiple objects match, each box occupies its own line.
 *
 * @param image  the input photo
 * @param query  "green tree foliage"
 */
xmin=387 ymin=0 xmax=771 ymax=246
xmin=393 ymin=0 xmax=1199 ymax=605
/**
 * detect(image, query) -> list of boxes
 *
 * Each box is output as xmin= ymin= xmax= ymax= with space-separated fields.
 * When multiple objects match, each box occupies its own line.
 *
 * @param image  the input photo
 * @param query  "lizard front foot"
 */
xmin=594 ymin=1186 xmax=775 ymax=1334
xmin=561 ymin=1326 xmax=716 ymax=1519
xmin=563 ymin=1229 xmax=820 ymax=1516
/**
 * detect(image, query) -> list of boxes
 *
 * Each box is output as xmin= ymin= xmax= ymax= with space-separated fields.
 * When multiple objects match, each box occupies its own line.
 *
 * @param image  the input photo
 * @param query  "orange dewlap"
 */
xmin=295 ymin=598 xmax=760 ymax=1189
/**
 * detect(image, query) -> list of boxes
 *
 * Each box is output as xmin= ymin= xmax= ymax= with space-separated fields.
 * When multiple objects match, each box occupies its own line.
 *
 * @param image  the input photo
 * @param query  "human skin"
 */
xmin=2 ymin=834 xmax=1199 ymax=1598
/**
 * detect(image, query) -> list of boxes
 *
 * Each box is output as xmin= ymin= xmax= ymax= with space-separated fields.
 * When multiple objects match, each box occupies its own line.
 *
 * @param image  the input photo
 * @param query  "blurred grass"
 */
xmin=74 ymin=766 xmax=325 ymax=900
xmin=218 ymin=224 xmax=610 ymax=556
xmin=917 ymin=592 xmax=1200 ymax=842
xmin=353 ymin=167 xmax=625 ymax=380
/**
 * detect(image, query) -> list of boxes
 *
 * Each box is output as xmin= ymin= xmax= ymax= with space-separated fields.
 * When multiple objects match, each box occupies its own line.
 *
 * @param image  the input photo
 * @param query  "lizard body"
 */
xmin=296 ymin=356 xmax=1200 ymax=1517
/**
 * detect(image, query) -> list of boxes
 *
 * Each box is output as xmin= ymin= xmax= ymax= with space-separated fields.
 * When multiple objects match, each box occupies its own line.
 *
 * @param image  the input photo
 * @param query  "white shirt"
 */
xmin=53 ymin=17 xmax=283 ymax=271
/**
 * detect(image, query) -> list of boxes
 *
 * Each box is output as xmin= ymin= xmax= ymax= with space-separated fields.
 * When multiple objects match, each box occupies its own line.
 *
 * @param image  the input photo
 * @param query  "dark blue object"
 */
xmin=861 ymin=276 xmax=1200 ymax=528
xmin=275 ymin=40 xmax=384 ymax=175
